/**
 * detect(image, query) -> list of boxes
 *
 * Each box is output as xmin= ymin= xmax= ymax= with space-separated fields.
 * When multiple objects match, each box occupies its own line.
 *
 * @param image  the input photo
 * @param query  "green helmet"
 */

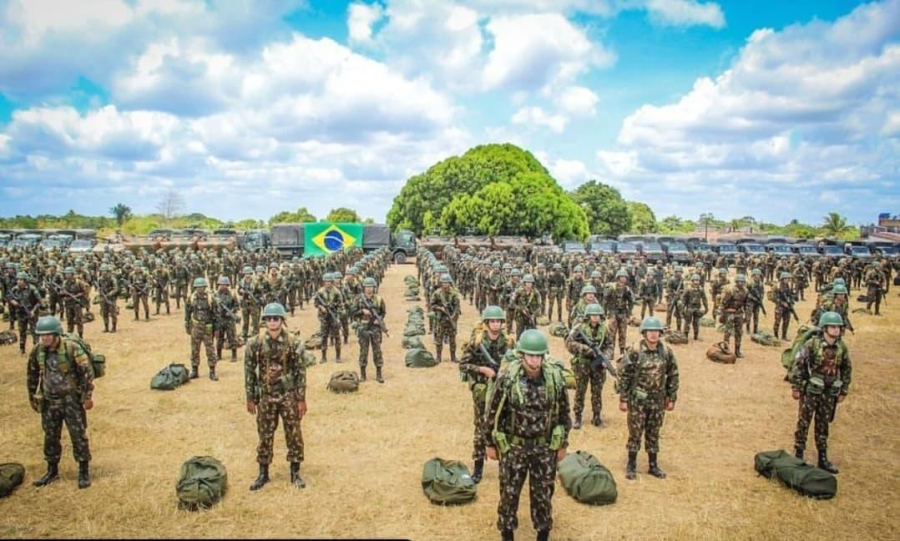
xmin=752 ymin=268 xmax=762 ymax=276
xmin=100 ymin=264 xmax=111 ymax=272
xmin=255 ymin=265 xmax=265 ymax=272
xmin=718 ymin=268 xmax=727 ymax=275
xmin=243 ymin=266 xmax=254 ymax=274
xmin=35 ymin=316 xmax=63 ymax=335
xmin=522 ymin=274 xmax=535 ymax=283
xmin=64 ymin=266 xmax=76 ymax=274
xmin=552 ymin=263 xmax=562 ymax=270
xmin=269 ymin=262 xmax=278 ymax=269
xmin=780 ymin=272 xmax=791 ymax=280
xmin=735 ymin=274 xmax=746 ymax=282
xmin=193 ymin=277 xmax=208 ymax=288
xmin=440 ymin=274 xmax=452 ymax=284
xmin=580 ymin=285 xmax=597 ymax=296
xmin=585 ymin=303 xmax=604 ymax=316
xmin=832 ymin=284 xmax=848 ymax=295
xmin=833 ymin=277 xmax=846 ymax=286
xmin=135 ymin=260 xmax=143 ymax=267
xmin=16 ymin=271 xmax=29 ymax=280
xmin=615 ymin=269 xmax=628 ymax=279
xmin=482 ymin=305 xmax=506 ymax=321
xmin=590 ymin=270 xmax=602 ymax=279
xmin=322 ymin=273 xmax=333 ymax=281
xmin=517 ymin=329 xmax=549 ymax=355
xmin=817 ymin=311 xmax=844 ymax=327
xmin=262 ymin=303 xmax=287 ymax=319
xmin=333 ymin=271 xmax=343 ymax=279
xmin=362 ymin=277 xmax=377 ymax=288
xmin=574 ymin=265 xmax=584 ymax=272
xmin=510 ymin=269 xmax=522 ymax=277
xmin=492 ymin=261 xmax=501 ymax=269
xmin=639 ymin=316 xmax=665 ymax=333
xmin=502 ymin=263 xmax=512 ymax=270
xmin=217 ymin=276 xmax=230 ymax=286
xmin=690 ymin=273 xmax=701 ymax=281
xmin=674 ymin=266 xmax=683 ymax=273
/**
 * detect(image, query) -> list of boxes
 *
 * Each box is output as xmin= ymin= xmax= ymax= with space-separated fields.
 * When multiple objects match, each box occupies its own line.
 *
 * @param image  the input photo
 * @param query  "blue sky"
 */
xmin=0 ymin=0 xmax=896 ymax=226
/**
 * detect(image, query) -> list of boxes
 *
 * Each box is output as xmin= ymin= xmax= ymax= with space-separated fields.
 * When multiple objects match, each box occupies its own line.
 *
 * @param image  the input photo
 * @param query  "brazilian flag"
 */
xmin=304 ymin=222 xmax=364 ymax=257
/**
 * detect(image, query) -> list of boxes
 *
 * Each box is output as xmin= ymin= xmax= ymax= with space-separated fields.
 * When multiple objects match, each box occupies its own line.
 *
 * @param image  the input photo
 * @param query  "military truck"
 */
xmin=270 ymin=223 xmax=417 ymax=263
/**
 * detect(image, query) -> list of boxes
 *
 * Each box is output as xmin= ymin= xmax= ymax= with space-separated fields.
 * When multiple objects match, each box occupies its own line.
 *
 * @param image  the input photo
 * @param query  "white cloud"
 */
xmin=639 ymin=0 xmax=725 ymax=28
xmin=556 ymin=85 xmax=600 ymax=116
xmin=511 ymin=106 xmax=568 ymax=133
xmin=549 ymin=158 xmax=591 ymax=188
xmin=348 ymin=2 xmax=384 ymax=44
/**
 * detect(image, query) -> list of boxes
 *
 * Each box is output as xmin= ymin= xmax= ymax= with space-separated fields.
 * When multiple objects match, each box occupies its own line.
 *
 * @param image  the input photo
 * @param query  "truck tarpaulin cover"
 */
xmin=363 ymin=224 xmax=390 ymax=250
xmin=304 ymin=222 xmax=365 ymax=257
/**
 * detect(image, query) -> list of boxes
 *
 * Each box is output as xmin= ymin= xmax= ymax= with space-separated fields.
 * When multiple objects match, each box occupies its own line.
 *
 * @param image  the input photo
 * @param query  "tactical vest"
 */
xmin=490 ymin=359 xmax=567 ymax=451
xmin=256 ymin=330 xmax=298 ymax=397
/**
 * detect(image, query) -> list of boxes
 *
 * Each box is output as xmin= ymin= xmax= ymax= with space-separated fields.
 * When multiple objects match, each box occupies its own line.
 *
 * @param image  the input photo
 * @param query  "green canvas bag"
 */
xmin=558 ymin=451 xmax=617 ymax=505
xmin=401 ymin=335 xmax=425 ymax=350
xmin=549 ymin=322 xmax=568 ymax=337
xmin=176 ymin=456 xmax=227 ymax=510
xmin=754 ymin=450 xmax=837 ymax=500
xmin=150 ymin=363 xmax=191 ymax=391
xmin=61 ymin=332 xmax=106 ymax=379
xmin=405 ymin=348 xmax=438 ymax=368
xmin=327 ymin=371 xmax=360 ymax=393
xmin=0 ymin=463 xmax=25 ymax=498
xmin=422 ymin=458 xmax=476 ymax=505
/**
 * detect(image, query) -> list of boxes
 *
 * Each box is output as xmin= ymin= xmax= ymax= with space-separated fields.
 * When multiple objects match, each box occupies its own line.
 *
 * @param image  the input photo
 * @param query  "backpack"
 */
xmin=0 ymin=329 xmax=17 ymax=345
xmin=549 ymin=322 xmax=568 ymax=337
xmin=403 ymin=322 xmax=426 ymax=337
xmin=754 ymin=450 xmax=837 ymax=500
xmin=176 ymin=456 xmax=228 ymax=510
xmin=0 ymin=463 xmax=25 ymax=498
xmin=401 ymin=335 xmax=425 ymax=350
xmin=781 ymin=325 xmax=821 ymax=371
xmin=664 ymin=330 xmax=688 ymax=345
xmin=751 ymin=331 xmax=781 ymax=347
xmin=558 ymin=451 xmax=617 ymax=505
xmin=421 ymin=458 xmax=476 ymax=505
xmin=61 ymin=332 xmax=105 ymax=379
xmin=150 ymin=364 xmax=191 ymax=390
xmin=536 ymin=315 xmax=551 ymax=326
xmin=327 ymin=371 xmax=360 ymax=393
xmin=699 ymin=317 xmax=715 ymax=328
xmin=304 ymin=333 xmax=323 ymax=351
xmin=405 ymin=348 xmax=439 ymax=368
xmin=706 ymin=341 xmax=736 ymax=364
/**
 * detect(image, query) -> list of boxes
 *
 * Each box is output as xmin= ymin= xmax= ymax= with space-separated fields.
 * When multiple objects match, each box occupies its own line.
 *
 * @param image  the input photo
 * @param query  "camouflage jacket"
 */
xmin=244 ymin=330 xmax=306 ymax=402
xmin=618 ymin=339 xmax=679 ymax=402
xmin=789 ymin=335 xmax=851 ymax=395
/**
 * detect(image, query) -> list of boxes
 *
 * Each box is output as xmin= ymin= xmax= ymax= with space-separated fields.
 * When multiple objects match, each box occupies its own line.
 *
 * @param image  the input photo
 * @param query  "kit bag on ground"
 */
xmin=405 ymin=348 xmax=438 ymax=368
xmin=665 ymin=330 xmax=688 ymax=344
xmin=0 ymin=330 xmax=17 ymax=345
xmin=558 ymin=451 xmax=617 ymax=505
xmin=401 ymin=334 xmax=425 ymax=350
xmin=549 ymin=323 xmax=568 ymax=337
xmin=706 ymin=341 xmax=736 ymax=364
xmin=176 ymin=456 xmax=228 ymax=510
xmin=150 ymin=363 xmax=191 ymax=390
xmin=421 ymin=458 xmax=476 ymax=505
xmin=754 ymin=450 xmax=837 ymax=500
xmin=327 ymin=371 xmax=360 ymax=393
xmin=0 ymin=463 xmax=25 ymax=498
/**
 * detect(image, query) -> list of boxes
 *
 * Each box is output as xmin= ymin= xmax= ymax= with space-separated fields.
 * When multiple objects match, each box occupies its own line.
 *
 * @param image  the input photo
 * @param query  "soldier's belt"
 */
xmin=508 ymin=434 xmax=548 ymax=448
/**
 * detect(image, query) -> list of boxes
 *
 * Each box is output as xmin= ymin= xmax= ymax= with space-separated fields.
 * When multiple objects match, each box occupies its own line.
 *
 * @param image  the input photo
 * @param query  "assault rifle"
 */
xmin=748 ymin=289 xmax=767 ymax=316
xmin=433 ymin=304 xmax=458 ymax=330
xmin=314 ymin=292 xmax=342 ymax=327
xmin=575 ymin=328 xmax=618 ymax=379
xmin=214 ymin=295 xmax=239 ymax=322
xmin=477 ymin=342 xmax=501 ymax=372
xmin=238 ymin=284 xmax=264 ymax=307
xmin=360 ymin=295 xmax=389 ymax=336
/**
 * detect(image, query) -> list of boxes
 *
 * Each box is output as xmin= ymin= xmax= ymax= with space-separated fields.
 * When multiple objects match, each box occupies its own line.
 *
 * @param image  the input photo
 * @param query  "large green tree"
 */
xmin=268 ymin=207 xmax=317 ymax=226
xmin=568 ymin=181 xmax=632 ymax=236
xmin=627 ymin=202 xmax=657 ymax=234
xmin=109 ymin=203 xmax=132 ymax=227
xmin=326 ymin=207 xmax=362 ymax=223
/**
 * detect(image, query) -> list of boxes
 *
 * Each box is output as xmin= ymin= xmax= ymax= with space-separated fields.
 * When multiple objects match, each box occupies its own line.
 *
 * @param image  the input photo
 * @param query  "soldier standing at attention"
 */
xmin=61 ymin=267 xmax=88 ymax=338
xmin=485 ymin=329 xmax=571 ymax=541
xmin=27 ymin=316 xmax=94 ymax=489
xmin=720 ymin=274 xmax=750 ymax=358
xmin=314 ymin=273 xmax=343 ymax=364
xmin=664 ymin=266 xmax=684 ymax=331
xmin=185 ymin=277 xmax=218 ymax=381
xmin=680 ymin=274 xmax=709 ymax=342
xmin=565 ymin=265 xmax=585 ymax=327
xmin=565 ymin=303 xmax=613 ymax=429
xmin=238 ymin=266 xmax=261 ymax=343
xmin=97 ymin=264 xmax=119 ymax=333
xmin=511 ymin=274 xmax=542 ymax=339
xmin=152 ymin=260 xmax=172 ymax=315
xmin=547 ymin=263 xmax=566 ymax=323
xmin=214 ymin=276 xmax=240 ymax=363
xmin=9 ymin=272 xmax=41 ymax=354
xmin=244 ymin=303 xmax=307 ymax=490
xmin=745 ymin=268 xmax=765 ymax=335
xmin=131 ymin=260 xmax=151 ymax=321
xmin=618 ymin=316 xmax=679 ymax=480
xmin=638 ymin=271 xmax=657 ymax=318
xmin=789 ymin=311 xmax=851 ymax=474
xmin=604 ymin=269 xmax=634 ymax=355
xmin=353 ymin=277 xmax=387 ymax=383
xmin=772 ymin=272 xmax=797 ymax=340
xmin=430 ymin=274 xmax=461 ymax=363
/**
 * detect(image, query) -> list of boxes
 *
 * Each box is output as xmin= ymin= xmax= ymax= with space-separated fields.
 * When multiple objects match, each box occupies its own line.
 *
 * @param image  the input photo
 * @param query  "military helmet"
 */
xmin=243 ymin=266 xmax=254 ymax=274
xmin=574 ymin=265 xmax=584 ymax=272
xmin=615 ymin=269 xmax=628 ymax=279
xmin=517 ymin=329 xmax=549 ymax=355
xmin=735 ymin=274 xmax=746 ymax=282
xmin=292 ymin=256 xmax=300 ymax=263
xmin=674 ymin=266 xmax=683 ymax=273
xmin=333 ymin=271 xmax=343 ymax=279
xmin=510 ymin=268 xmax=522 ymax=277
xmin=255 ymin=265 xmax=265 ymax=272
xmin=585 ymin=303 xmax=604 ymax=316
xmin=347 ymin=267 xmax=358 ymax=275
xmin=100 ymin=264 xmax=111 ymax=272
xmin=35 ymin=316 xmax=63 ymax=335
xmin=362 ymin=277 xmax=377 ymax=288
xmin=780 ymin=272 xmax=791 ymax=280
xmin=691 ymin=273 xmax=701 ymax=281
xmin=322 ymin=273 xmax=333 ymax=281
xmin=580 ymin=285 xmax=597 ymax=296
xmin=269 ymin=262 xmax=278 ymax=269
xmin=833 ymin=277 xmax=846 ymax=286
xmin=64 ymin=266 xmax=75 ymax=274
xmin=639 ymin=316 xmax=665 ymax=333
xmin=832 ymin=284 xmax=848 ymax=295
xmin=817 ymin=311 xmax=844 ymax=328
xmin=482 ymin=305 xmax=506 ymax=321
xmin=552 ymin=263 xmax=562 ymax=270
xmin=217 ymin=276 xmax=230 ymax=286
xmin=752 ymin=268 xmax=762 ymax=276
xmin=193 ymin=277 xmax=208 ymax=288
xmin=522 ymin=274 xmax=535 ymax=283
xmin=48 ymin=260 xmax=58 ymax=267
xmin=262 ymin=303 xmax=287 ymax=319
xmin=492 ymin=261 xmax=501 ymax=269
xmin=718 ymin=268 xmax=727 ymax=275
xmin=16 ymin=271 xmax=28 ymax=280
xmin=440 ymin=274 xmax=452 ymax=284
xmin=590 ymin=270 xmax=602 ymax=279
xmin=502 ymin=263 xmax=512 ymax=270
xmin=135 ymin=260 xmax=143 ymax=267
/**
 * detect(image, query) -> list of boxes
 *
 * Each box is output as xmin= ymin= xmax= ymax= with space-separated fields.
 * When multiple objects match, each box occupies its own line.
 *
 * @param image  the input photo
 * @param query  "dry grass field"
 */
xmin=1 ymin=260 xmax=898 ymax=540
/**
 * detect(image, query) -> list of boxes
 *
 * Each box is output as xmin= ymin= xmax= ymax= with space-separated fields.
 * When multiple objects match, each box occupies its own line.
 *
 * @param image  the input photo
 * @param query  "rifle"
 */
xmin=214 ymin=295 xmax=239 ymax=322
xmin=132 ymin=282 xmax=150 ymax=297
xmin=10 ymin=290 xmax=38 ymax=320
xmin=360 ymin=295 xmax=389 ymax=336
xmin=238 ymin=284 xmax=264 ymax=307
xmin=433 ymin=304 xmax=459 ymax=330
xmin=575 ymin=328 xmax=618 ymax=379
xmin=477 ymin=341 xmax=501 ymax=372
xmin=314 ymin=291 xmax=342 ymax=327
xmin=748 ymin=289 xmax=767 ymax=316
xmin=59 ymin=285 xmax=86 ymax=307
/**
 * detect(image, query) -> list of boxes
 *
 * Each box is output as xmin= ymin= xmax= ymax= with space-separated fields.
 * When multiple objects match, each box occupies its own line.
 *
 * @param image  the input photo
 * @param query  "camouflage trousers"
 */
xmin=132 ymin=292 xmax=149 ymax=318
xmin=242 ymin=306 xmax=260 ymax=340
xmin=514 ymin=317 xmax=535 ymax=339
xmin=744 ymin=305 xmax=760 ymax=334
xmin=866 ymin=285 xmax=882 ymax=314
xmin=773 ymin=307 xmax=791 ymax=339
xmin=6 ymin=301 xmax=16 ymax=328
xmin=626 ymin=397 xmax=666 ymax=453
xmin=256 ymin=393 xmax=304 ymax=465
xmin=607 ymin=314 xmax=629 ymax=352
xmin=215 ymin=321 xmax=238 ymax=357
xmin=100 ymin=300 xmax=118 ymax=330
xmin=546 ymin=291 xmax=563 ymax=322
xmin=340 ymin=313 xmax=350 ymax=344
xmin=665 ymin=299 xmax=682 ymax=329
xmin=64 ymin=303 xmax=84 ymax=337
xmin=433 ymin=319 xmax=457 ymax=361
xmin=794 ymin=392 xmax=836 ymax=453
xmin=154 ymin=288 xmax=170 ymax=313
xmin=497 ymin=445 xmax=557 ymax=533
xmin=723 ymin=311 xmax=744 ymax=353
xmin=49 ymin=294 xmax=61 ymax=318
xmin=319 ymin=318 xmax=342 ymax=359
xmin=470 ymin=384 xmax=489 ymax=461
xmin=173 ymin=283 xmax=187 ymax=307
xmin=41 ymin=395 xmax=91 ymax=463
xmin=190 ymin=322 xmax=217 ymax=368
xmin=16 ymin=312 xmax=36 ymax=351
xmin=572 ymin=360 xmax=605 ymax=419
xmin=357 ymin=329 xmax=384 ymax=368
xmin=640 ymin=299 xmax=655 ymax=318
xmin=682 ymin=308 xmax=704 ymax=339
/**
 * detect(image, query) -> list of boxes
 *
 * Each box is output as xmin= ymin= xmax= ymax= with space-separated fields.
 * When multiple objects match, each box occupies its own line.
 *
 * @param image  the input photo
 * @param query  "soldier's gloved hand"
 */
xmin=246 ymin=400 xmax=256 ymax=414
xmin=791 ymin=389 xmax=800 ymax=400
xmin=619 ymin=401 xmax=628 ymax=412
xmin=83 ymin=398 xmax=93 ymax=410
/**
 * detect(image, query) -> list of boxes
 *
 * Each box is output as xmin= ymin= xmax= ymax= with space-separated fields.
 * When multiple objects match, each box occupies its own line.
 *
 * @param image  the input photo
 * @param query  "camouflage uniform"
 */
xmin=565 ymin=275 xmax=585 ymax=326
xmin=745 ymin=277 xmax=765 ymax=334
xmin=238 ymin=275 xmax=262 ymax=341
xmin=62 ymin=277 xmax=88 ymax=337
xmin=131 ymin=268 xmax=151 ymax=320
xmin=214 ymin=289 xmax=240 ymax=362
xmin=430 ymin=287 xmax=460 ymax=362
xmin=679 ymin=284 xmax=708 ymax=341
xmin=565 ymin=321 xmax=613 ymax=426
xmin=511 ymin=287 xmax=542 ymax=339
xmin=314 ymin=286 xmax=343 ymax=362
xmin=353 ymin=292 xmax=387 ymax=372
xmin=864 ymin=266 xmax=885 ymax=315
xmin=185 ymin=290 xmax=217 ymax=372
xmin=618 ymin=339 xmax=679 ymax=454
xmin=604 ymin=282 xmax=634 ymax=354
xmin=720 ymin=283 xmax=749 ymax=356
xmin=97 ymin=274 xmax=119 ymax=333
xmin=638 ymin=276 xmax=657 ymax=318
xmin=10 ymin=282 xmax=41 ymax=352
xmin=772 ymin=282 xmax=796 ymax=340
xmin=547 ymin=269 xmax=566 ymax=322
xmin=459 ymin=329 xmax=513 ymax=461
xmin=664 ymin=273 xmax=684 ymax=329
xmin=152 ymin=268 xmax=171 ymax=315
xmin=172 ymin=263 xmax=189 ymax=308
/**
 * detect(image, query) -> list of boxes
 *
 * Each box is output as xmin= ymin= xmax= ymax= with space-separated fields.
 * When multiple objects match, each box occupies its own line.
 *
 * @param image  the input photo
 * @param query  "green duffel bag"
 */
xmin=754 ymin=450 xmax=837 ymax=500
xmin=0 ymin=463 xmax=25 ymax=498
xmin=327 ymin=371 xmax=360 ymax=393
xmin=176 ymin=456 xmax=227 ymax=510
xmin=536 ymin=315 xmax=551 ymax=326
xmin=558 ymin=451 xmax=617 ymax=505
xmin=404 ymin=323 xmax=426 ymax=337
xmin=422 ymin=458 xmax=476 ymax=505
xmin=549 ymin=322 xmax=568 ymax=337
xmin=150 ymin=363 xmax=191 ymax=391
xmin=402 ymin=335 xmax=425 ymax=350
xmin=405 ymin=348 xmax=438 ymax=368
xmin=699 ymin=317 xmax=716 ymax=328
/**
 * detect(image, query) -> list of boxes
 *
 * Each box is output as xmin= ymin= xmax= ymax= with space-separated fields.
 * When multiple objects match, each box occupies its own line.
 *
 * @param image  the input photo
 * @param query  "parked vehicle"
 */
xmin=843 ymin=243 xmax=872 ymax=260
xmin=640 ymin=241 xmax=667 ymax=263
xmin=715 ymin=243 xmax=738 ymax=264
xmin=562 ymin=241 xmax=586 ymax=254
xmin=590 ymin=239 xmax=617 ymax=256
xmin=616 ymin=242 xmax=639 ymax=260
xmin=663 ymin=241 xmax=692 ymax=264
xmin=793 ymin=244 xmax=821 ymax=258
xmin=270 ymin=223 xmax=416 ymax=263
xmin=738 ymin=243 xmax=766 ymax=256
xmin=767 ymin=244 xmax=793 ymax=257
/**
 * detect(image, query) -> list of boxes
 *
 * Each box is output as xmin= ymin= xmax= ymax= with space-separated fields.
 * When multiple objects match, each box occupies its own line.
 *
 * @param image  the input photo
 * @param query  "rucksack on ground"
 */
xmin=0 ymin=463 xmax=25 ymax=498
xmin=304 ymin=333 xmax=323 ymax=351
xmin=665 ymin=330 xmax=688 ymax=345
xmin=405 ymin=348 xmax=438 ymax=368
xmin=754 ymin=450 xmax=836 ymax=500
xmin=176 ymin=456 xmax=227 ymax=510
xmin=558 ymin=451 xmax=617 ymax=505
xmin=404 ymin=322 xmax=426 ymax=337
xmin=401 ymin=335 xmax=425 ymax=350
xmin=0 ymin=330 xmax=17 ymax=345
xmin=421 ymin=458 xmax=476 ymax=505
xmin=699 ymin=317 xmax=715 ymax=328
xmin=706 ymin=341 xmax=736 ymax=364
xmin=150 ymin=364 xmax=191 ymax=390
xmin=327 ymin=371 xmax=360 ymax=393
xmin=536 ymin=315 xmax=551 ymax=326
xmin=751 ymin=331 xmax=781 ymax=347
xmin=549 ymin=322 xmax=568 ymax=337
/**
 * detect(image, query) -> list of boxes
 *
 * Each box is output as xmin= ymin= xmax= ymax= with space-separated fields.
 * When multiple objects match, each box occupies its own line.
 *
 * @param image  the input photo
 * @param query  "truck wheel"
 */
xmin=393 ymin=251 xmax=407 ymax=265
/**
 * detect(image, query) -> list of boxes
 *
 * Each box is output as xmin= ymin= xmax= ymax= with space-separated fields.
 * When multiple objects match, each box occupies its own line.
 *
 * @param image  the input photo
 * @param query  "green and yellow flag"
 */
xmin=304 ymin=222 xmax=364 ymax=257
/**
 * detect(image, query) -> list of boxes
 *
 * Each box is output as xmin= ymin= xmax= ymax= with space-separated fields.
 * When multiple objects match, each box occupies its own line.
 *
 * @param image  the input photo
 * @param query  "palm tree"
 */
xmin=821 ymin=212 xmax=851 ymax=237
xmin=109 ymin=203 xmax=132 ymax=227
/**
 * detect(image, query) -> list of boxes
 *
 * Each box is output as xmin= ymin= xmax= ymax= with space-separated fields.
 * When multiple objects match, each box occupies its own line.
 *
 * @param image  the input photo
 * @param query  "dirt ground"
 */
xmin=1 ymin=260 xmax=898 ymax=540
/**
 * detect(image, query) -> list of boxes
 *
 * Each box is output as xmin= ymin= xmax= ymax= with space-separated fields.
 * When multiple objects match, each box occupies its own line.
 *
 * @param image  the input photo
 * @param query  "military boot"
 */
xmin=818 ymin=449 xmax=839 ymax=474
xmin=794 ymin=446 xmax=804 ymax=461
xmin=111 ymin=321 xmax=117 ymax=333
xmin=450 ymin=343 xmax=458 ymax=364
xmin=103 ymin=322 xmax=109 ymax=333
xmin=471 ymin=459 xmax=484 ymax=484
xmin=360 ymin=366 xmax=367 ymax=382
xmin=375 ymin=367 xmax=384 ymax=384
xmin=320 ymin=350 xmax=328 ymax=364
xmin=591 ymin=413 xmax=604 ymax=428
xmin=290 ymin=462 xmax=306 ymax=488
xmin=625 ymin=452 xmax=637 ymax=480
xmin=537 ymin=530 xmax=549 ymax=541
xmin=34 ymin=462 xmax=60 ymax=487
xmin=189 ymin=366 xmax=199 ymax=379
xmin=231 ymin=349 xmax=237 ymax=362
xmin=209 ymin=366 xmax=219 ymax=381
xmin=501 ymin=530 xmax=514 ymax=541
xmin=573 ymin=414 xmax=582 ymax=430
xmin=435 ymin=344 xmax=443 ymax=364
xmin=735 ymin=345 xmax=744 ymax=358
xmin=334 ymin=343 xmax=342 ymax=363
xmin=648 ymin=453 xmax=667 ymax=479
xmin=216 ymin=347 xmax=223 ymax=362
xmin=249 ymin=464 xmax=269 ymax=491
xmin=78 ymin=461 xmax=91 ymax=489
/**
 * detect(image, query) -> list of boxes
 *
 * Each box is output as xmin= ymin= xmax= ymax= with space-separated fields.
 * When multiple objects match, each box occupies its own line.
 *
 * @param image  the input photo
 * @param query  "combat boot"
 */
xmin=435 ymin=345 xmax=443 ymax=364
xmin=231 ymin=349 xmax=237 ymax=362
xmin=794 ymin=446 xmax=804 ymax=461
xmin=78 ymin=461 xmax=91 ymax=489
xmin=360 ymin=366 xmax=367 ymax=382
xmin=249 ymin=464 xmax=269 ymax=491
xmin=735 ymin=345 xmax=744 ymax=359
xmin=33 ymin=462 xmax=59 ymax=487
xmin=375 ymin=367 xmax=384 ymax=384
xmin=111 ymin=322 xmax=117 ymax=333
xmin=818 ymin=449 xmax=839 ymax=474
xmin=648 ymin=453 xmax=667 ymax=479
xmin=320 ymin=350 xmax=328 ymax=364
xmin=537 ymin=530 xmax=549 ymax=541
xmin=591 ymin=413 xmax=604 ymax=428
xmin=290 ymin=462 xmax=306 ymax=488
xmin=573 ymin=414 xmax=582 ymax=430
xmin=189 ymin=366 xmax=199 ymax=379
xmin=501 ymin=530 xmax=514 ymax=541
xmin=471 ymin=459 xmax=484 ymax=484
xmin=209 ymin=367 xmax=219 ymax=381
xmin=103 ymin=322 xmax=109 ymax=333
xmin=625 ymin=452 xmax=637 ymax=480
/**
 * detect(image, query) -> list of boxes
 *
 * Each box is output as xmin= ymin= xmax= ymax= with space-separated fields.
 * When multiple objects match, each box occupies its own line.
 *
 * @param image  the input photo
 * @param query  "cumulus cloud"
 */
xmin=638 ymin=0 xmax=725 ymax=28
xmin=556 ymin=85 xmax=600 ymax=116
xmin=511 ymin=106 xmax=568 ymax=133
xmin=348 ymin=2 xmax=385 ymax=44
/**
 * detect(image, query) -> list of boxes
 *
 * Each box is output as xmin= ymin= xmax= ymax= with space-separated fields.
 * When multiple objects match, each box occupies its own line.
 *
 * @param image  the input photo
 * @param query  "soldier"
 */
xmin=185 ymin=277 xmax=218 ymax=381
xmin=638 ymin=271 xmax=658 ymax=318
xmin=485 ymin=330 xmax=571 ymax=541
xmin=353 ymin=277 xmax=387 ymax=383
xmin=547 ymin=263 xmax=566 ymax=323
xmin=511 ymin=274 xmax=542 ymax=339
xmin=720 ymin=274 xmax=750 ymax=358
xmin=864 ymin=263 xmax=885 ymax=315
xmin=244 ymin=303 xmax=307 ymax=490
xmin=710 ymin=268 xmax=729 ymax=315
xmin=772 ymin=272 xmax=798 ymax=340
xmin=45 ymin=260 xmax=64 ymax=318
xmin=534 ymin=263 xmax=549 ymax=317
xmin=61 ymin=267 xmax=88 ymax=338
xmin=238 ymin=266 xmax=262 ymax=342
xmin=618 ymin=316 xmax=679 ymax=480
xmin=152 ymin=261 xmax=171 ymax=315
xmin=565 ymin=303 xmax=613 ymax=429
xmin=792 ymin=262 xmax=810 ymax=301
xmin=680 ymin=274 xmax=709 ymax=341
xmin=501 ymin=269 xmax=522 ymax=336
xmin=664 ymin=267 xmax=684 ymax=331
xmin=213 ymin=276 xmax=240 ymax=363
xmin=9 ymin=272 xmax=41 ymax=354
xmin=568 ymin=285 xmax=598 ymax=327
xmin=745 ymin=268 xmax=766 ymax=335
xmin=96 ymin=264 xmax=119 ymax=333
xmin=130 ymin=261 xmax=151 ymax=321
xmin=430 ymin=274 xmax=461 ymax=363
xmin=459 ymin=306 xmax=512 ymax=484
xmin=3 ymin=262 xmax=18 ymax=330
xmin=172 ymin=257 xmax=190 ymax=309
xmin=565 ymin=265 xmax=585 ymax=326
xmin=789 ymin=311 xmax=852 ymax=474
xmin=27 ymin=316 xmax=94 ymax=489
xmin=604 ymin=269 xmax=634 ymax=355
xmin=314 ymin=273 xmax=343 ymax=364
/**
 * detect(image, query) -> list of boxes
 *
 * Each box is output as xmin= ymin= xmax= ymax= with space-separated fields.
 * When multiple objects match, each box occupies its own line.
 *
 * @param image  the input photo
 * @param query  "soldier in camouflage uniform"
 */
xmin=172 ymin=257 xmax=190 ymax=309
xmin=565 ymin=265 xmax=585 ymax=327
xmin=720 ymin=274 xmax=750 ymax=358
xmin=61 ymin=267 xmax=88 ymax=338
xmin=238 ymin=266 xmax=262 ymax=342
xmin=788 ymin=311 xmax=852 ymax=474
xmin=333 ymin=271 xmax=351 ymax=345
xmin=511 ymin=274 xmax=542 ymax=339
xmin=185 ymin=277 xmax=218 ymax=380
xmin=745 ymin=268 xmax=765 ymax=334
xmin=9 ymin=272 xmax=41 ymax=354
xmin=27 ymin=316 xmax=94 ymax=489
xmin=131 ymin=260 xmax=151 ymax=321
xmin=459 ymin=306 xmax=512 ymax=484
xmin=213 ymin=276 xmax=240 ymax=363
xmin=314 ymin=273 xmax=343 ymax=363
xmin=772 ymin=272 xmax=797 ymax=340
xmin=152 ymin=261 xmax=171 ymax=315
xmin=97 ymin=264 xmax=119 ymax=333
xmin=534 ymin=263 xmax=549 ymax=317
xmin=811 ymin=284 xmax=853 ymax=335
xmin=638 ymin=271 xmax=658 ymax=318
xmin=618 ymin=316 xmax=679 ymax=480
xmin=430 ymin=274 xmax=460 ymax=363
xmin=565 ymin=303 xmax=613 ymax=429
xmin=501 ymin=269 xmax=521 ymax=336
xmin=864 ymin=263 xmax=885 ymax=315
xmin=568 ymin=285 xmax=598 ymax=327
xmin=665 ymin=267 xmax=684 ymax=330
xmin=547 ymin=263 xmax=566 ymax=323
xmin=710 ymin=268 xmax=728 ymax=316
xmin=485 ymin=330 xmax=571 ymax=541
xmin=353 ymin=277 xmax=386 ymax=383
xmin=245 ymin=303 xmax=307 ymax=490
xmin=679 ymin=274 xmax=709 ymax=341
xmin=604 ymin=269 xmax=635 ymax=355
